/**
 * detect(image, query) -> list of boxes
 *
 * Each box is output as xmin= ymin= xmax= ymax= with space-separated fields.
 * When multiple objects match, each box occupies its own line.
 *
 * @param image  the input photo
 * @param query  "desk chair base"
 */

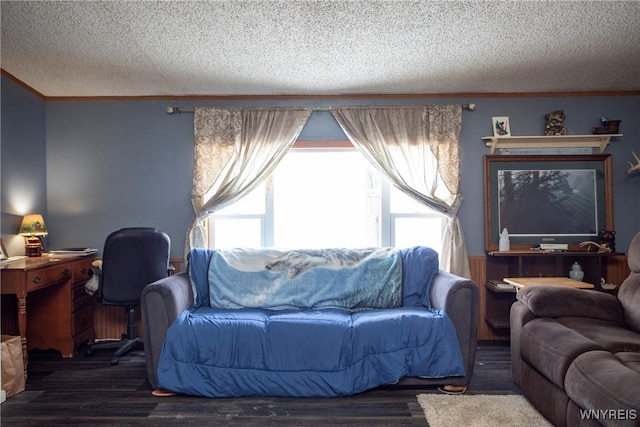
xmin=85 ymin=305 xmax=142 ymax=365
xmin=85 ymin=337 xmax=144 ymax=365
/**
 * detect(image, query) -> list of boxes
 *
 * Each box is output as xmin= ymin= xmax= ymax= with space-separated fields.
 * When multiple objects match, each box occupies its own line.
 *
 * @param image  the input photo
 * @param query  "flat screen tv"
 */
xmin=483 ymin=154 xmax=613 ymax=251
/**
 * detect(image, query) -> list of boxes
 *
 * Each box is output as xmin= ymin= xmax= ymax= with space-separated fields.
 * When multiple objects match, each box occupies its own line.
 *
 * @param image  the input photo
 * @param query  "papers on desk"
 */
xmin=0 ymin=256 xmax=27 ymax=265
xmin=49 ymin=248 xmax=98 ymax=256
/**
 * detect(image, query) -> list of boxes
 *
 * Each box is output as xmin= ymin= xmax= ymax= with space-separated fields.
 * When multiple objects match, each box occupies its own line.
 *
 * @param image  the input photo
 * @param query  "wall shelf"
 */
xmin=482 ymin=134 xmax=622 ymax=154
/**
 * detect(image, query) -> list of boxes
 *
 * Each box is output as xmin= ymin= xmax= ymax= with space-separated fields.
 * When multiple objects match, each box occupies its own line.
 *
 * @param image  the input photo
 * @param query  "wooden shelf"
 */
xmin=485 ymin=317 xmax=511 ymax=330
xmin=487 ymin=250 xmax=619 ymax=257
xmin=482 ymin=134 xmax=622 ymax=154
xmin=486 ymin=280 xmax=516 ymax=293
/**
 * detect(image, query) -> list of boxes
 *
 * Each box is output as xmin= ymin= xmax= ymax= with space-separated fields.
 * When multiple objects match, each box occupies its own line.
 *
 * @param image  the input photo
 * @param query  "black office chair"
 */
xmin=85 ymin=227 xmax=170 ymax=365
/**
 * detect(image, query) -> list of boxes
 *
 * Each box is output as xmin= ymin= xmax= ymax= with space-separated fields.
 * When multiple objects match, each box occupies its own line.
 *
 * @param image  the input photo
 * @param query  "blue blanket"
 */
xmin=158 ymin=306 xmax=465 ymax=397
xmin=199 ymin=248 xmax=403 ymax=311
xmin=158 ymin=246 xmax=465 ymax=397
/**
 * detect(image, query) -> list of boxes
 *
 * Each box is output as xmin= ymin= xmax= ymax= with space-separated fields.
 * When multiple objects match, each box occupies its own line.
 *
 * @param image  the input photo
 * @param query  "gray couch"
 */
xmin=141 ymin=268 xmax=479 ymax=393
xmin=511 ymin=232 xmax=640 ymax=426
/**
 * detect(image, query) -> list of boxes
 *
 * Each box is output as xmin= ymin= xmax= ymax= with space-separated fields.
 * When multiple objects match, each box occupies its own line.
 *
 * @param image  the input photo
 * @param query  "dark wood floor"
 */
xmin=0 ymin=342 xmax=518 ymax=426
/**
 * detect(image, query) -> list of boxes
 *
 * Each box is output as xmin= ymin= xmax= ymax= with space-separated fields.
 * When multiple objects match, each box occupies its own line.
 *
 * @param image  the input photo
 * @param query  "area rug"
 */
xmin=417 ymin=394 xmax=552 ymax=427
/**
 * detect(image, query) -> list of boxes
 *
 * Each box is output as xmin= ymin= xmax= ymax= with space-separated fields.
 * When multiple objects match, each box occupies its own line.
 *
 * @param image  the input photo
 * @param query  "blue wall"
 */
xmin=2 ymin=74 xmax=639 ymax=257
xmin=1 ymin=76 xmax=47 ymax=255
xmin=44 ymin=100 xmax=194 ymax=257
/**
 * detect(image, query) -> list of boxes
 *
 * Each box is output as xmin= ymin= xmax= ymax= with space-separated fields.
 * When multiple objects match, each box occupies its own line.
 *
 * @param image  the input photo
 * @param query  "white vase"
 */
xmin=499 ymin=228 xmax=510 ymax=251
xmin=569 ymin=262 xmax=584 ymax=281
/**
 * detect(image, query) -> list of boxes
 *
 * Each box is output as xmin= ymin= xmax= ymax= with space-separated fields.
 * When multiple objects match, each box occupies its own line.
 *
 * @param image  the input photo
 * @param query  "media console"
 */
xmin=483 ymin=250 xmax=618 ymax=340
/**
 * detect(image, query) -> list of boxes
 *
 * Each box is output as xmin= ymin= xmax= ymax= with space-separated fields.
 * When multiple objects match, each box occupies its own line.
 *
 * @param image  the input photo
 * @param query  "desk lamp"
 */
xmin=19 ymin=214 xmax=48 ymax=257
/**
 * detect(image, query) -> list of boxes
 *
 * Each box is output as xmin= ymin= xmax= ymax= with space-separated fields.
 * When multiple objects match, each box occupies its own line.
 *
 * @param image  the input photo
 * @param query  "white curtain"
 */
xmin=331 ymin=105 xmax=471 ymax=278
xmin=186 ymin=107 xmax=311 ymax=255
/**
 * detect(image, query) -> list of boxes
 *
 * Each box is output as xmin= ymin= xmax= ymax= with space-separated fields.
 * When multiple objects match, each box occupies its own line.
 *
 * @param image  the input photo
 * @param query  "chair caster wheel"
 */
xmin=84 ymin=347 xmax=93 ymax=357
xmin=110 ymin=357 xmax=119 ymax=366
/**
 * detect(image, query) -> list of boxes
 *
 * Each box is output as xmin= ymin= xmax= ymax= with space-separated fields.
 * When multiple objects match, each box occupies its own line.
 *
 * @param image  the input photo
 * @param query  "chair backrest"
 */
xmin=99 ymin=227 xmax=171 ymax=306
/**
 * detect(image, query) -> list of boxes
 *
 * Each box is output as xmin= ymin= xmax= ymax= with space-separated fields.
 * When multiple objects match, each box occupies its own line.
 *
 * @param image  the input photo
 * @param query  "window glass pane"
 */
xmin=273 ymin=150 xmax=379 ymax=248
xmin=212 ymin=218 xmax=262 ymax=248
xmin=390 ymin=186 xmax=430 ymax=213
xmin=393 ymin=216 xmax=442 ymax=251
xmin=216 ymin=183 xmax=266 ymax=215
xmin=207 ymin=146 xmax=446 ymax=251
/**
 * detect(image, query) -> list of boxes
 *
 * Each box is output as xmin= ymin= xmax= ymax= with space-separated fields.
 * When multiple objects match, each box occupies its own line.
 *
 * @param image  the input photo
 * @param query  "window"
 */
xmin=208 ymin=144 xmax=444 ymax=252
xmin=209 ymin=176 xmax=267 ymax=248
xmin=389 ymin=189 xmax=445 ymax=251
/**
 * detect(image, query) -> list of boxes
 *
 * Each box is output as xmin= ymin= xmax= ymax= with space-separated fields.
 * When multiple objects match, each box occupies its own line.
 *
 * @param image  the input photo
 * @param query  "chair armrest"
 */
xmin=516 ymin=285 xmax=624 ymax=323
xmin=429 ymin=271 xmax=479 ymax=386
xmin=141 ymin=272 xmax=193 ymax=389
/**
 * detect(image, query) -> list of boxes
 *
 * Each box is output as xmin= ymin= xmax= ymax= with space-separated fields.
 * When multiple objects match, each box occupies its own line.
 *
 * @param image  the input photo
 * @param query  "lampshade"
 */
xmin=19 ymin=214 xmax=48 ymax=236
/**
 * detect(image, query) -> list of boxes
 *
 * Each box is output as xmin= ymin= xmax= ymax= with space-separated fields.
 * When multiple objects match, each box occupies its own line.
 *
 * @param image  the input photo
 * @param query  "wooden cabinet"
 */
xmin=484 ymin=281 xmax=516 ymax=335
xmin=483 ymin=250 xmax=616 ymax=340
xmin=1 ymin=255 xmax=96 ymax=367
xmin=27 ymin=256 xmax=96 ymax=356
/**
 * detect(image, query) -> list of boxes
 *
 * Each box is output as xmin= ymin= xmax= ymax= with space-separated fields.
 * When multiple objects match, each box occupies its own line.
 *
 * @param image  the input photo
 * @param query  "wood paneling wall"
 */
xmin=469 ymin=255 xmax=500 ymax=341
xmin=606 ymin=254 xmax=631 ymax=287
xmin=94 ymin=257 xmax=185 ymax=339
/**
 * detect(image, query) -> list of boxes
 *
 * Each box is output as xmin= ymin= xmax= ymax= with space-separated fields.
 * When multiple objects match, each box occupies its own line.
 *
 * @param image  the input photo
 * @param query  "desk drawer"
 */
xmin=72 ymin=290 xmax=95 ymax=312
xmin=73 ymin=257 xmax=96 ymax=283
xmin=27 ymin=265 xmax=72 ymax=291
xmin=72 ymin=304 xmax=94 ymax=336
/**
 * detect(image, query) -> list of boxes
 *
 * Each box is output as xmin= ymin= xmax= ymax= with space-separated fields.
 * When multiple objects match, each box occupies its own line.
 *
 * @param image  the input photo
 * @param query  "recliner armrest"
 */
xmin=516 ymin=285 xmax=624 ymax=323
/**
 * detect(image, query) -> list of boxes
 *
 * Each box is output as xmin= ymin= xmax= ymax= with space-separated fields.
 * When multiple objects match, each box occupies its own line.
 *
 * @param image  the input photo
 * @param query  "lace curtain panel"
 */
xmin=188 ymin=104 xmax=470 ymax=278
xmin=331 ymin=105 xmax=471 ymax=278
xmin=187 ymin=107 xmax=311 ymax=254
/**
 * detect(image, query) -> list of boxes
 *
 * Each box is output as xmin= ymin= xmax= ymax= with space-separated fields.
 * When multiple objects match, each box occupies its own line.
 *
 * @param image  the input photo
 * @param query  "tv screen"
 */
xmin=498 ymin=169 xmax=598 ymax=236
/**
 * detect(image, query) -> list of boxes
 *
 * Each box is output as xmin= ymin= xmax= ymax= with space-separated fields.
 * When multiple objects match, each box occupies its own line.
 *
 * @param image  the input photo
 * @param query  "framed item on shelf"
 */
xmin=483 ymin=154 xmax=613 ymax=251
xmin=492 ymin=116 xmax=511 ymax=137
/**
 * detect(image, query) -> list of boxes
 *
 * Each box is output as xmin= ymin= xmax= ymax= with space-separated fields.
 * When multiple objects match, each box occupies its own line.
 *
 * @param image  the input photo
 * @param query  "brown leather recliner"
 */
xmin=511 ymin=232 xmax=640 ymax=427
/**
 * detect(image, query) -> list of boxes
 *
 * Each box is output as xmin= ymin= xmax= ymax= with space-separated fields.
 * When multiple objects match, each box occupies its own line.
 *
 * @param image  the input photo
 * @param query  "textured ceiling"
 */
xmin=1 ymin=1 xmax=640 ymax=98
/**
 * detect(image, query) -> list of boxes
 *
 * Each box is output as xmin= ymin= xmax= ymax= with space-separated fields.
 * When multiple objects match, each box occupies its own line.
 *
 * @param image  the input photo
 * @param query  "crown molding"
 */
xmin=1 ymin=69 xmax=46 ymax=99
xmin=2 ymin=68 xmax=639 ymax=101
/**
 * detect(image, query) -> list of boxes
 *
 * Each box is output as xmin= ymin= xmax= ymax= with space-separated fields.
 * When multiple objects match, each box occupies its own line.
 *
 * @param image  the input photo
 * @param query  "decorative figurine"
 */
xmin=598 ymin=229 xmax=616 ymax=253
xmin=544 ymin=110 xmax=566 ymax=135
xmin=593 ymin=117 xmax=621 ymax=134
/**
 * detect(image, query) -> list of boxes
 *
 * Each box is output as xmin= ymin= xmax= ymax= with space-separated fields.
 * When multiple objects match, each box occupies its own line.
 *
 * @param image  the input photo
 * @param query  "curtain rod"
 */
xmin=166 ymin=103 xmax=476 ymax=114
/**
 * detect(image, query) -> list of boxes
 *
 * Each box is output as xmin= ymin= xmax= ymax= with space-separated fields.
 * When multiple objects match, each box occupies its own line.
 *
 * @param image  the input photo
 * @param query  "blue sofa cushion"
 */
xmin=157 ymin=305 xmax=464 ymax=397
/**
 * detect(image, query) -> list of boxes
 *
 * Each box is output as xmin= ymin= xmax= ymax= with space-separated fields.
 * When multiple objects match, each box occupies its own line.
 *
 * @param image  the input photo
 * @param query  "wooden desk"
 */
xmin=1 ymin=254 xmax=96 ymax=372
xmin=504 ymin=277 xmax=595 ymax=289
